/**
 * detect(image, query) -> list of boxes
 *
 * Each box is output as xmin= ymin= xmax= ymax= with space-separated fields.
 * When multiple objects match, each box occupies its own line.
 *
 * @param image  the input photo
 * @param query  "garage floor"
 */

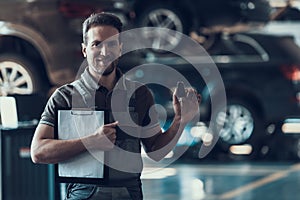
xmin=141 ymin=161 xmax=300 ymax=200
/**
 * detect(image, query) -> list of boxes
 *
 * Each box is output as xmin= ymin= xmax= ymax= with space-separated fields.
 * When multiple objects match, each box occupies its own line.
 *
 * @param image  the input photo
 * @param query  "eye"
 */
xmin=91 ymin=41 xmax=101 ymax=47
xmin=107 ymin=41 xmax=118 ymax=48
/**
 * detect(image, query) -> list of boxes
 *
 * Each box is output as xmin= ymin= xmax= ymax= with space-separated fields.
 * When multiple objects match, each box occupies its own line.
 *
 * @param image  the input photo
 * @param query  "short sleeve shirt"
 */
xmin=39 ymin=68 xmax=161 ymax=185
xmin=40 ymin=68 xmax=161 ymax=136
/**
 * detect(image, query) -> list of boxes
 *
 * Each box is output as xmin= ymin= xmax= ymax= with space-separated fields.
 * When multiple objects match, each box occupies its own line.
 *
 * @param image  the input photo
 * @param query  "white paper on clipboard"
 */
xmin=57 ymin=110 xmax=105 ymax=178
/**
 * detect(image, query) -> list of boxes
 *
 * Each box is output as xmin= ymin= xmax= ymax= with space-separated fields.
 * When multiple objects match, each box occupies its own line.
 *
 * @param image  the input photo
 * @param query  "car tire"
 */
xmin=137 ymin=4 xmax=189 ymax=52
xmin=0 ymin=54 xmax=45 ymax=95
xmin=212 ymin=99 xmax=266 ymax=160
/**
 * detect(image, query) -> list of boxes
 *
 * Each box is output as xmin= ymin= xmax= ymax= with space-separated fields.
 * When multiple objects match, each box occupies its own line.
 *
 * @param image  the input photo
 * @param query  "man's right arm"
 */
xmin=31 ymin=122 xmax=118 ymax=164
xmin=31 ymin=124 xmax=90 ymax=164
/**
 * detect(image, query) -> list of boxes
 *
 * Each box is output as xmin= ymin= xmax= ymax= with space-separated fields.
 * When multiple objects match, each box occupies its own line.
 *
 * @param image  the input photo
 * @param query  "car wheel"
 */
xmin=138 ymin=5 xmax=189 ymax=52
xmin=0 ymin=54 xmax=44 ymax=95
xmin=213 ymin=99 xmax=265 ymax=160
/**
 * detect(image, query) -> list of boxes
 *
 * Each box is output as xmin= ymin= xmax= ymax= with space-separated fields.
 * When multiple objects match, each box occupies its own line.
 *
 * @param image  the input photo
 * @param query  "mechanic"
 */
xmin=31 ymin=12 xmax=199 ymax=200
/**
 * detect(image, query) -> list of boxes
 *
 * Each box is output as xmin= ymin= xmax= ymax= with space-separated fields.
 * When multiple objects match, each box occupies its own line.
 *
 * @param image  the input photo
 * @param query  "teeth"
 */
xmin=98 ymin=57 xmax=112 ymax=62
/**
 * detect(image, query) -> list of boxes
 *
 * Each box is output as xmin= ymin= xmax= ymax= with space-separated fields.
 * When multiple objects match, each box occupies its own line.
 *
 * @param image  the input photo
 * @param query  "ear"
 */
xmin=82 ymin=43 xmax=87 ymax=58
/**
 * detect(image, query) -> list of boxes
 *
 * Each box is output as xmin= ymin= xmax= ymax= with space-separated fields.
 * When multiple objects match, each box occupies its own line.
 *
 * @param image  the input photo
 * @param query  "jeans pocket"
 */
xmin=111 ymin=187 xmax=132 ymax=200
xmin=126 ymin=186 xmax=143 ymax=200
xmin=66 ymin=184 xmax=97 ymax=200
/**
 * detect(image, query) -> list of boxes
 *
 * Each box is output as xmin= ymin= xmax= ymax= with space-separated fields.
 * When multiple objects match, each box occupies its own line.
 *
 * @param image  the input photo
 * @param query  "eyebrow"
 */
xmin=91 ymin=39 xmax=119 ymax=44
xmin=91 ymin=39 xmax=102 ymax=44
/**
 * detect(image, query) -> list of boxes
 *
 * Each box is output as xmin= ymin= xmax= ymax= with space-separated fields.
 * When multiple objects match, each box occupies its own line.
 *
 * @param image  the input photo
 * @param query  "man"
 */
xmin=31 ymin=12 xmax=199 ymax=199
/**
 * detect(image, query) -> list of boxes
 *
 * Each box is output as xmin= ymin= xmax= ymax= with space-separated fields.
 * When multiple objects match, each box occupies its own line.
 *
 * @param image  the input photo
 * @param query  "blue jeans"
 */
xmin=65 ymin=184 xmax=143 ymax=200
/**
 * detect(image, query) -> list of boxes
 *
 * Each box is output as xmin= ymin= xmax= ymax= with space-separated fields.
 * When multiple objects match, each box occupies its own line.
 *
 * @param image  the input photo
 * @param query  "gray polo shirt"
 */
xmin=39 ymin=68 xmax=161 ymax=186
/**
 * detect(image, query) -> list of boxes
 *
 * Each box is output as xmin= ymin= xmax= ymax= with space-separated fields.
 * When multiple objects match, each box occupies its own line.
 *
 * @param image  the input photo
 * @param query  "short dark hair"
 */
xmin=82 ymin=12 xmax=123 ymax=44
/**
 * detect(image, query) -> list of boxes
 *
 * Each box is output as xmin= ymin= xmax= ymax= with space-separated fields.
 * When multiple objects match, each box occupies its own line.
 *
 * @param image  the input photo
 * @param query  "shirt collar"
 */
xmin=81 ymin=68 xmax=99 ymax=90
xmin=81 ymin=67 xmax=127 ymax=91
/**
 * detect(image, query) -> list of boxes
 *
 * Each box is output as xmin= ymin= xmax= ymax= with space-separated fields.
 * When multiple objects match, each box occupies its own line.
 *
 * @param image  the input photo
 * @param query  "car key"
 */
xmin=176 ymin=81 xmax=186 ymax=98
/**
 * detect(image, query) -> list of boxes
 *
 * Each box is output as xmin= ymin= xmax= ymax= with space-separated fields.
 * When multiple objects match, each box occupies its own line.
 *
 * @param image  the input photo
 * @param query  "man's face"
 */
xmin=82 ymin=25 xmax=121 ymax=76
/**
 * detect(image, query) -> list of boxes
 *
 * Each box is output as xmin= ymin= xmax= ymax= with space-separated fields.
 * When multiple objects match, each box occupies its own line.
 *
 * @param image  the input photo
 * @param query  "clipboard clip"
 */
xmin=71 ymin=109 xmax=95 ymax=115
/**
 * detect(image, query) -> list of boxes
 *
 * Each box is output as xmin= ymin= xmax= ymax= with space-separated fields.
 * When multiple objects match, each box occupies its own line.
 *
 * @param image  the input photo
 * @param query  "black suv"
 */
xmin=128 ymin=29 xmax=300 ymax=160
xmin=0 ymin=0 xmax=271 ymax=95
xmin=130 ymin=0 xmax=271 ymax=50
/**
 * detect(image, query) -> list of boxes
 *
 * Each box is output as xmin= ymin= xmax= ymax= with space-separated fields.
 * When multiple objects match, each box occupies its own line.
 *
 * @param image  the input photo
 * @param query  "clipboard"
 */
xmin=54 ymin=108 xmax=109 ymax=184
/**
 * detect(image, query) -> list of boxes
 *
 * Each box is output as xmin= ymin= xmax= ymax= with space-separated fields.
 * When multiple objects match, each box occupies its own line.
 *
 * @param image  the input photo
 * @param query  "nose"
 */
xmin=99 ymin=44 xmax=108 ymax=56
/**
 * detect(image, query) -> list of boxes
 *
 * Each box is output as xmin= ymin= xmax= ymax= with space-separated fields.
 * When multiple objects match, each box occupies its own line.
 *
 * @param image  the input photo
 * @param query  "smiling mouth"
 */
xmin=97 ymin=55 xmax=114 ymax=63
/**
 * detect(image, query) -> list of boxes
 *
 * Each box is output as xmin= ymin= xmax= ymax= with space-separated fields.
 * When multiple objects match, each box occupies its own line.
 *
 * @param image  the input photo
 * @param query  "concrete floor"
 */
xmin=141 ymin=161 xmax=300 ymax=200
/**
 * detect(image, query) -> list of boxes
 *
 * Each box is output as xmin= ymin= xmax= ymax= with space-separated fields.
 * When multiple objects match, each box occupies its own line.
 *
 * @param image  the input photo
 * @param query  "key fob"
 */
xmin=176 ymin=81 xmax=186 ymax=98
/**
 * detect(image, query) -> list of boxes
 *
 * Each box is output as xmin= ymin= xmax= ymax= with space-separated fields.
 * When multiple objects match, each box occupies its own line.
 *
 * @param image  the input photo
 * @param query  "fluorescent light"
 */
xmin=282 ymin=118 xmax=300 ymax=134
xmin=190 ymin=122 xmax=207 ymax=138
xmin=164 ymin=150 xmax=174 ymax=159
xmin=229 ymin=144 xmax=252 ymax=155
xmin=141 ymin=168 xmax=176 ymax=179
xmin=282 ymin=123 xmax=300 ymax=133
xmin=202 ymin=133 xmax=213 ymax=146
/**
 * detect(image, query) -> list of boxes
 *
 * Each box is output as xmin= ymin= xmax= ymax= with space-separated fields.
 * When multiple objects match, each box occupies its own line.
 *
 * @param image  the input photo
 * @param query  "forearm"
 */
xmin=146 ymin=85 xmax=199 ymax=161
xmin=31 ymin=123 xmax=117 ymax=164
xmin=31 ymin=137 xmax=87 ymax=164
xmin=31 ymin=123 xmax=93 ymax=164
xmin=148 ymin=115 xmax=187 ymax=161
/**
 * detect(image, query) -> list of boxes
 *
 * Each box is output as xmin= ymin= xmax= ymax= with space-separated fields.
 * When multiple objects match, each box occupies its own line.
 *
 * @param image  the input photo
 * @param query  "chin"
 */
xmin=92 ymin=65 xmax=115 ymax=76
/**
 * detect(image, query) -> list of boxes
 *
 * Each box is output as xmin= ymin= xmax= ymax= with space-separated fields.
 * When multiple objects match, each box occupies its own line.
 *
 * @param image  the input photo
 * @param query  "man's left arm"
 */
xmin=143 ymin=87 xmax=200 ymax=161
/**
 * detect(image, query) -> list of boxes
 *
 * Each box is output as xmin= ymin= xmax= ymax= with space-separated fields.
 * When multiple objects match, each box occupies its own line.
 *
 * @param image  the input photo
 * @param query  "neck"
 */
xmin=88 ymin=64 xmax=119 ymax=91
xmin=99 ymin=69 xmax=117 ymax=91
xmin=89 ymin=67 xmax=117 ymax=91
